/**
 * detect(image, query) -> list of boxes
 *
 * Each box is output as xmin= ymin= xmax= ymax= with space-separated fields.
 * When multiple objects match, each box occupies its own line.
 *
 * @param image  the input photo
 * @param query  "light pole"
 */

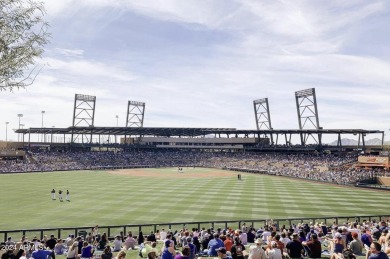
xmin=17 ymin=114 xmax=23 ymax=142
xmin=20 ymin=123 xmax=25 ymax=142
xmin=115 ymin=115 xmax=119 ymax=144
xmin=41 ymin=110 xmax=45 ymax=142
xmin=5 ymin=122 xmax=9 ymax=143
xmin=41 ymin=111 xmax=45 ymax=127
xmin=52 ymin=126 xmax=55 ymax=143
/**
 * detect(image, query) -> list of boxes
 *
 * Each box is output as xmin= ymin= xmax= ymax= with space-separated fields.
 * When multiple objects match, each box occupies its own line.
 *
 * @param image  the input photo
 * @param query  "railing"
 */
xmin=1 ymin=215 xmax=389 ymax=242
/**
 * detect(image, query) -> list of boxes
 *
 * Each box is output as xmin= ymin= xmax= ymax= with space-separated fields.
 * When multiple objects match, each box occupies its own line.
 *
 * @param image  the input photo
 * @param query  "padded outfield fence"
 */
xmin=1 ymin=215 xmax=389 ymax=242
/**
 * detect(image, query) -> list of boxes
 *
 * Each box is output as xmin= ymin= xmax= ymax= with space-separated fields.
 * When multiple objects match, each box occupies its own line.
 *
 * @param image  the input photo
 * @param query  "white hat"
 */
xmin=254 ymin=238 xmax=262 ymax=244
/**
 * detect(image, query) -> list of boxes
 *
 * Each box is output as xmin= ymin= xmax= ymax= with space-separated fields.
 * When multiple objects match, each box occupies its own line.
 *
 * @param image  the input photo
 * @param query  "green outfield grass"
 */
xmin=0 ymin=167 xmax=388 ymax=233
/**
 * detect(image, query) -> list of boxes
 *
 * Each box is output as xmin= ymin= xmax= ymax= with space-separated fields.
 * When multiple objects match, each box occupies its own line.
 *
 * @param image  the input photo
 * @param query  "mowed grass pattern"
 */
xmin=0 ymin=167 xmax=388 ymax=231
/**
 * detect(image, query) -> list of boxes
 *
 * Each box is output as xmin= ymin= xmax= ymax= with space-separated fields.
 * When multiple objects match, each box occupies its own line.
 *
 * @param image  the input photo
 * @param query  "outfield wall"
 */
xmin=378 ymin=177 xmax=390 ymax=186
xmin=0 ymin=150 xmax=25 ymax=159
xmin=358 ymin=156 xmax=389 ymax=164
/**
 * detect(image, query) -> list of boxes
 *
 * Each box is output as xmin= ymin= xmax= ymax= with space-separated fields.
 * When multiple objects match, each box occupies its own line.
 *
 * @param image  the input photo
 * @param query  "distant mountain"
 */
xmin=367 ymin=138 xmax=386 ymax=145
xmin=328 ymin=138 xmax=384 ymax=146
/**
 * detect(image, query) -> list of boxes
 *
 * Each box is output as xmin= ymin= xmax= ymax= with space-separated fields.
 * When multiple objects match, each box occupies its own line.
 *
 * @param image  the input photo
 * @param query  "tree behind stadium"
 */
xmin=0 ymin=0 xmax=50 ymax=91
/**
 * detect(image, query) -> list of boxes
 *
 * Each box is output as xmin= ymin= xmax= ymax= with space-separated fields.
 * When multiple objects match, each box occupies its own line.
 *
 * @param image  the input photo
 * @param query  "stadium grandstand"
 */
xmin=11 ymin=127 xmax=384 ymax=153
xmin=3 ymin=91 xmax=383 ymax=153
xmin=1 ymin=90 xmax=389 ymax=189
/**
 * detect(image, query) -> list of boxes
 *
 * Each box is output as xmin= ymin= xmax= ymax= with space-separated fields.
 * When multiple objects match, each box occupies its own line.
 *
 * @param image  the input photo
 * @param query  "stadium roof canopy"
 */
xmin=15 ymin=126 xmax=383 ymax=137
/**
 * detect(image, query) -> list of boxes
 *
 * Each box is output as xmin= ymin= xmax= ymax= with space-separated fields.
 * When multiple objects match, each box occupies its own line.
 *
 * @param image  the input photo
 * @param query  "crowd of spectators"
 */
xmin=1 ymin=219 xmax=389 ymax=259
xmin=0 ymin=150 xmax=389 ymax=185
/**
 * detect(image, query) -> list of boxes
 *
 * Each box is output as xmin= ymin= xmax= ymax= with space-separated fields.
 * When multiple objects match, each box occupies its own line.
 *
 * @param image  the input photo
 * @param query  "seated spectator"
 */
xmin=147 ymin=232 xmax=156 ymax=242
xmin=224 ymin=234 xmax=233 ymax=252
xmin=155 ymin=230 xmax=160 ymax=241
xmin=11 ymin=242 xmax=24 ymax=258
xmin=65 ymin=235 xmax=75 ymax=247
xmin=2 ymin=249 xmax=15 ymax=259
xmin=161 ymin=240 xmax=175 ymax=259
xmin=328 ymin=233 xmax=346 ymax=259
xmin=239 ymin=231 xmax=247 ymax=245
xmin=66 ymin=242 xmax=78 ymax=259
xmin=349 ymin=232 xmax=364 ymax=256
xmin=286 ymin=233 xmax=304 ymax=259
xmin=115 ymin=251 xmax=126 ymax=259
xmin=217 ymin=247 xmax=233 ymax=259
xmin=384 ymin=238 xmax=390 ymax=257
xmin=85 ymin=233 xmax=93 ymax=245
xmin=140 ymin=242 xmax=159 ymax=258
xmin=148 ymin=251 xmax=157 ymax=259
xmin=46 ymin=235 xmax=57 ymax=250
xmin=32 ymin=246 xmax=55 ymax=259
xmin=266 ymin=241 xmax=283 ymax=259
xmin=230 ymin=237 xmax=245 ymax=259
xmin=207 ymin=233 xmax=224 ymax=257
xmin=302 ymin=233 xmax=321 ymax=258
xmin=101 ymin=246 xmax=113 ymax=259
xmin=15 ymin=249 xmax=26 ymax=259
xmin=378 ymin=231 xmax=388 ymax=250
xmin=124 ymin=234 xmax=136 ymax=250
xmin=186 ymin=237 xmax=196 ymax=259
xmin=77 ymin=237 xmax=83 ymax=255
xmin=80 ymin=241 xmax=94 ymax=258
xmin=248 ymin=238 xmax=266 ymax=259
xmin=174 ymin=247 xmax=190 ymax=259
xmin=113 ymin=236 xmax=122 ymax=252
xmin=138 ymin=231 xmax=144 ymax=246
xmin=247 ymin=228 xmax=255 ymax=244
xmin=201 ymin=236 xmax=209 ymax=252
xmin=365 ymin=242 xmax=388 ymax=259
xmin=361 ymin=228 xmax=373 ymax=248
xmin=54 ymin=239 xmax=67 ymax=255
xmin=98 ymin=233 xmax=108 ymax=250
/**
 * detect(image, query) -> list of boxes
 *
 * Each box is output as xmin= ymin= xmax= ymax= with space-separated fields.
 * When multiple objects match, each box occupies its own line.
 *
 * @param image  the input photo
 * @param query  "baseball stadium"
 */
xmin=1 ymin=90 xmax=389 ymax=259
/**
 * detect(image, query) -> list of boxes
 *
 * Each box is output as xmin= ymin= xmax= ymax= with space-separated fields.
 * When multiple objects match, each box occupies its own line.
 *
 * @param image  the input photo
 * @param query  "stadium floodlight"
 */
xmin=295 ymin=88 xmax=321 ymax=145
xmin=253 ymin=98 xmax=272 ymax=130
xmin=5 ymin=122 xmax=9 ymax=143
xmin=17 ymin=113 xmax=23 ymax=128
xmin=126 ymin=101 xmax=145 ymax=128
xmin=253 ymin=98 xmax=273 ymax=145
xmin=116 ymin=115 xmax=119 ymax=127
xmin=17 ymin=114 xmax=23 ymax=142
xmin=71 ymin=94 xmax=96 ymax=143
xmin=41 ymin=111 xmax=45 ymax=127
xmin=295 ymin=88 xmax=320 ymax=130
xmin=41 ymin=110 xmax=45 ymax=142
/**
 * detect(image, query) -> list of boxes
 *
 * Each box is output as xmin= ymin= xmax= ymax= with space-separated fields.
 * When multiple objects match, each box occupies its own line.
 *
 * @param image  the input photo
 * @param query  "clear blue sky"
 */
xmin=1 ymin=0 xmax=390 ymax=142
